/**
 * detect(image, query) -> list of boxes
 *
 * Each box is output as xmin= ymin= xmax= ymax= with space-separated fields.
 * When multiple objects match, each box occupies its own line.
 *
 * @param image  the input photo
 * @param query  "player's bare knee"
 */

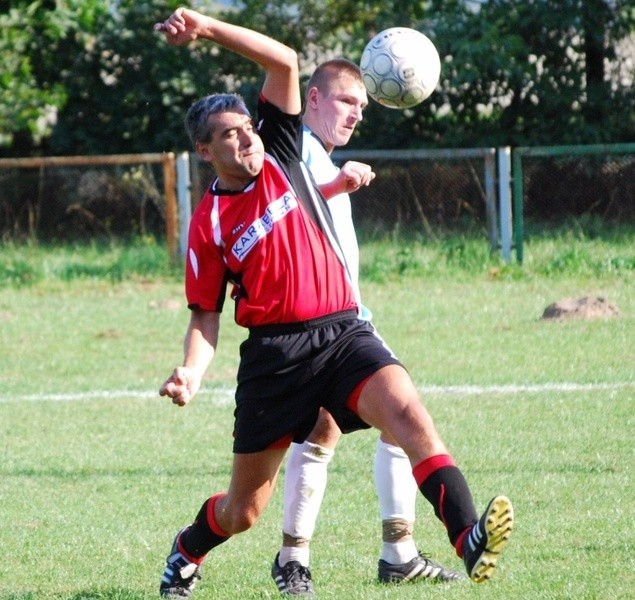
xmin=223 ymin=503 xmax=262 ymax=533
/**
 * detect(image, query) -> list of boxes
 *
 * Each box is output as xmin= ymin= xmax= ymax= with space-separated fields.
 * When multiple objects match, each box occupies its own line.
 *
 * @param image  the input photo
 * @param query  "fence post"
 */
xmin=497 ymin=147 xmax=512 ymax=263
xmin=162 ymin=153 xmax=178 ymax=262
xmin=484 ymin=151 xmax=498 ymax=253
xmin=176 ymin=152 xmax=191 ymax=260
xmin=512 ymin=149 xmax=524 ymax=264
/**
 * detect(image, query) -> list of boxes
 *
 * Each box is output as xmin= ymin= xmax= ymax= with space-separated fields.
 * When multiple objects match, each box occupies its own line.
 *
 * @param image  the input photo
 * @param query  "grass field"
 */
xmin=1 ymin=234 xmax=633 ymax=599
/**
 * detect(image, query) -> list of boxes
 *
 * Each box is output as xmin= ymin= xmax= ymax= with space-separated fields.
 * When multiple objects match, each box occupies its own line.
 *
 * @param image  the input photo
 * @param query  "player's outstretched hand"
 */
xmin=159 ymin=366 xmax=200 ymax=407
xmin=153 ymin=7 xmax=207 ymax=46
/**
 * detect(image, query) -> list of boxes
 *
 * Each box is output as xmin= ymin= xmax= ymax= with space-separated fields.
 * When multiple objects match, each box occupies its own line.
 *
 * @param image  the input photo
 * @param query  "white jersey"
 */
xmin=302 ymin=126 xmax=362 ymax=311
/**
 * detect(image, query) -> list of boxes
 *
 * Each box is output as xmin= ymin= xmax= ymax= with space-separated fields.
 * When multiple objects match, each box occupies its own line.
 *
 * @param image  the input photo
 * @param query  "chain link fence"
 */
xmin=0 ymin=154 xmax=178 ymax=255
xmin=2 ymin=145 xmax=633 ymax=263
xmin=191 ymin=148 xmax=499 ymax=246
xmin=511 ymin=143 xmax=635 ymax=261
xmin=514 ymin=144 xmax=635 ymax=223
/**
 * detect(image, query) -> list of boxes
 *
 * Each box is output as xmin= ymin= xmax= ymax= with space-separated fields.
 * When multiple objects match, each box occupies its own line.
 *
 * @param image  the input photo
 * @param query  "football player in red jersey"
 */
xmin=155 ymin=7 xmax=513 ymax=599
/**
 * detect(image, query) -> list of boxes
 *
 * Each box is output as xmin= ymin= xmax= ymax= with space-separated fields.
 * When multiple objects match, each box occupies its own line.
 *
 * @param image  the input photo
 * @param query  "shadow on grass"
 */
xmin=5 ymin=591 xmax=152 ymax=600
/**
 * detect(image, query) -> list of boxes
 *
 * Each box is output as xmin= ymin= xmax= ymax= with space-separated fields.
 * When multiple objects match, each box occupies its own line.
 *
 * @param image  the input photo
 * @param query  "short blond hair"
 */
xmin=304 ymin=59 xmax=362 ymax=102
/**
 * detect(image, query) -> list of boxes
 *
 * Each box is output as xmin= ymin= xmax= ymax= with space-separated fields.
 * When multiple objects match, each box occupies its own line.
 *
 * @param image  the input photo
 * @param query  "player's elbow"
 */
xmin=281 ymin=46 xmax=299 ymax=71
xmin=261 ymin=45 xmax=298 ymax=74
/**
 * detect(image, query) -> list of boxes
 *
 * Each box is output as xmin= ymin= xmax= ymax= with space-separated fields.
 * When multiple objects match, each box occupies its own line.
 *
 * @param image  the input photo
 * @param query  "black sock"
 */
xmin=419 ymin=465 xmax=478 ymax=545
xmin=180 ymin=497 xmax=230 ymax=559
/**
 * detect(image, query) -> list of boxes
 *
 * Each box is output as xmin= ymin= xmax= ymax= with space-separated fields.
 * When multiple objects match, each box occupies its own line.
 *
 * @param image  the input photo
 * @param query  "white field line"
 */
xmin=4 ymin=381 xmax=633 ymax=404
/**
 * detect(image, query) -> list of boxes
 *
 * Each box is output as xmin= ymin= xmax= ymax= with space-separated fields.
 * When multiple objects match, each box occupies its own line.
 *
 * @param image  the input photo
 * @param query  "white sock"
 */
xmin=280 ymin=440 xmax=334 ymax=566
xmin=380 ymin=539 xmax=419 ymax=565
xmin=278 ymin=545 xmax=310 ymax=567
xmin=374 ymin=438 xmax=419 ymax=564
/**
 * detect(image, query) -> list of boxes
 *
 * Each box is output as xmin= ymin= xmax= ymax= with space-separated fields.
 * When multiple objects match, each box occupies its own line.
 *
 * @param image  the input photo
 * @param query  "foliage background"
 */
xmin=1 ymin=0 xmax=634 ymax=158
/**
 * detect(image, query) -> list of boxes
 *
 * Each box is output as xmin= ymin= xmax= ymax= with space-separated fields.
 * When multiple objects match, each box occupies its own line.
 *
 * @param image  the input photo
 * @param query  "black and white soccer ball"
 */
xmin=360 ymin=27 xmax=441 ymax=109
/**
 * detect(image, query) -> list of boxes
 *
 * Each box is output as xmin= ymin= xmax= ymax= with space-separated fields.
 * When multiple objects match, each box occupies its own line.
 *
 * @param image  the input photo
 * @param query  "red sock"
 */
xmin=206 ymin=492 xmax=230 ymax=537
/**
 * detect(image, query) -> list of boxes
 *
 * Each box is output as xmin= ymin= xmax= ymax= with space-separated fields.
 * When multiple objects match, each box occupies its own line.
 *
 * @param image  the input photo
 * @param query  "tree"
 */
xmin=214 ymin=0 xmax=445 ymax=150
xmin=48 ymin=0 xmax=282 ymax=154
xmin=48 ymin=0 xmax=191 ymax=155
xmin=211 ymin=0 xmax=635 ymax=147
xmin=427 ymin=0 xmax=635 ymax=145
xmin=0 ymin=1 xmax=106 ymax=153
xmin=2 ymin=0 xmax=634 ymax=155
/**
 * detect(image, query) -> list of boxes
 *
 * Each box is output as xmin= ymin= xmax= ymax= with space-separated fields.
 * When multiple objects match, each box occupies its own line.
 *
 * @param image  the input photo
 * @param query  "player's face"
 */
xmin=197 ymin=111 xmax=265 ymax=190
xmin=312 ymin=75 xmax=368 ymax=152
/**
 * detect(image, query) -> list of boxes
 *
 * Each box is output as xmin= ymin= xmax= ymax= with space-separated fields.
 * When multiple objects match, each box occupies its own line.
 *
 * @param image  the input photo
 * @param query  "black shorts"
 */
xmin=232 ymin=310 xmax=402 ymax=453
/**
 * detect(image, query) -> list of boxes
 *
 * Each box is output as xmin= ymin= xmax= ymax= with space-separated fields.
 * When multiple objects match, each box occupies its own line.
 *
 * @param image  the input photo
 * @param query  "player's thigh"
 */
xmin=306 ymin=407 xmax=342 ymax=448
xmin=221 ymin=447 xmax=287 ymax=532
xmin=358 ymin=364 xmax=420 ymax=418
xmin=357 ymin=364 xmax=446 ymax=460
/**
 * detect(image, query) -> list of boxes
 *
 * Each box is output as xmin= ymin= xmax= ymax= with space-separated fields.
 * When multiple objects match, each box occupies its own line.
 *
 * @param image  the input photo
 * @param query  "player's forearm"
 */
xmin=317 ymin=175 xmax=354 ymax=199
xmin=317 ymin=180 xmax=339 ymax=200
xmin=200 ymin=16 xmax=296 ymax=75
xmin=200 ymin=14 xmax=300 ymax=113
xmin=182 ymin=310 xmax=219 ymax=379
xmin=320 ymin=161 xmax=376 ymax=199
xmin=156 ymin=7 xmax=300 ymax=115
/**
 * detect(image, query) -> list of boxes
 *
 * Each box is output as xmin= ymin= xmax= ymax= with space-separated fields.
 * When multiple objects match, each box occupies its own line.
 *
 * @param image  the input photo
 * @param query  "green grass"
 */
xmin=0 ymin=233 xmax=633 ymax=598
xmin=0 ymin=237 xmax=179 ymax=287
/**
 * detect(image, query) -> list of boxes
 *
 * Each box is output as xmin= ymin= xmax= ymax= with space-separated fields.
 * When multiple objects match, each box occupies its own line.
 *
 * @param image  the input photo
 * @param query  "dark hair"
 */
xmin=185 ymin=93 xmax=250 ymax=146
xmin=304 ymin=58 xmax=362 ymax=102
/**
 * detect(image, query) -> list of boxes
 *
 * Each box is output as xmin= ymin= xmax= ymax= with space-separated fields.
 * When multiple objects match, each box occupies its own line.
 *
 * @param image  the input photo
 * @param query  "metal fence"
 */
xmin=189 ymin=144 xmax=634 ymax=264
xmin=511 ymin=143 xmax=635 ymax=262
xmin=332 ymin=148 xmax=498 ymax=244
xmin=0 ymin=154 xmax=178 ymax=257
xmin=1 ymin=144 xmax=633 ymax=264
xmin=188 ymin=147 xmax=500 ymax=249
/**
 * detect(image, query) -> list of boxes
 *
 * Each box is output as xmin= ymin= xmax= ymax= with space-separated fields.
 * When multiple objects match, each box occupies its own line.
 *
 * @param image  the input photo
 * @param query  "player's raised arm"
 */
xmin=154 ymin=7 xmax=300 ymax=114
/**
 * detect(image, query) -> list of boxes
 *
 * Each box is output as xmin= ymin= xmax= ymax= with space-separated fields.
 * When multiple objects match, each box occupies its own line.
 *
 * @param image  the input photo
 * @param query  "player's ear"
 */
xmin=306 ymin=86 xmax=320 ymax=108
xmin=195 ymin=141 xmax=214 ymax=162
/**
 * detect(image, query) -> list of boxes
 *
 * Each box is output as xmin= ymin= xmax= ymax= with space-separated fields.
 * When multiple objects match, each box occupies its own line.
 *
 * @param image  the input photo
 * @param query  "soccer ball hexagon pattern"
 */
xmin=360 ymin=27 xmax=441 ymax=109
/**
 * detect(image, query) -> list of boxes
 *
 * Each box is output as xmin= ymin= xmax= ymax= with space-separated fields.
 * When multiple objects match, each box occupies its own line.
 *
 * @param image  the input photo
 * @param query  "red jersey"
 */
xmin=185 ymin=99 xmax=357 ymax=327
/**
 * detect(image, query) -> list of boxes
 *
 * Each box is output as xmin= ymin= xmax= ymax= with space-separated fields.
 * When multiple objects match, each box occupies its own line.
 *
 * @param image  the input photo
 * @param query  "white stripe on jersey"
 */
xmin=211 ymin=194 xmax=223 ymax=249
xmin=299 ymin=160 xmax=355 ymax=294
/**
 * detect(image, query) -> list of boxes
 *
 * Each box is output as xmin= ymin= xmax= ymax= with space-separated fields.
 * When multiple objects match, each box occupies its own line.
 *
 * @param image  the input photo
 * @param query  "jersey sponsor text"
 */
xmin=231 ymin=192 xmax=298 ymax=261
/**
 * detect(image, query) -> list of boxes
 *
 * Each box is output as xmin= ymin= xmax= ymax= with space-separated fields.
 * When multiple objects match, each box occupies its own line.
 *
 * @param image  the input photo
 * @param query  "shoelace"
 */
xmin=283 ymin=563 xmax=312 ymax=589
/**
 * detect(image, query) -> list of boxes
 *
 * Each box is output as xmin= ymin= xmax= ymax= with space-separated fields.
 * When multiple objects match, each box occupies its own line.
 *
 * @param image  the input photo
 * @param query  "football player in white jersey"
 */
xmin=272 ymin=59 xmax=463 ymax=596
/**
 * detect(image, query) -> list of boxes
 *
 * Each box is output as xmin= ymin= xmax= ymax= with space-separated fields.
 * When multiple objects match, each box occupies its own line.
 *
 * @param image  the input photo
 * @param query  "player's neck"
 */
xmin=214 ymin=173 xmax=256 ymax=193
xmin=304 ymin=122 xmax=334 ymax=155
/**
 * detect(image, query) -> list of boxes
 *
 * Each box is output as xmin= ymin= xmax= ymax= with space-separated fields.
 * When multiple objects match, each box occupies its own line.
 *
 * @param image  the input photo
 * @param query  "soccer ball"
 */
xmin=360 ymin=27 xmax=441 ymax=109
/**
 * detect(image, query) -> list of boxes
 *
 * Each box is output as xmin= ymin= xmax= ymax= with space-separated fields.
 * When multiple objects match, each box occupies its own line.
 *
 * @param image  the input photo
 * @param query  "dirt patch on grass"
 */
xmin=541 ymin=296 xmax=621 ymax=321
